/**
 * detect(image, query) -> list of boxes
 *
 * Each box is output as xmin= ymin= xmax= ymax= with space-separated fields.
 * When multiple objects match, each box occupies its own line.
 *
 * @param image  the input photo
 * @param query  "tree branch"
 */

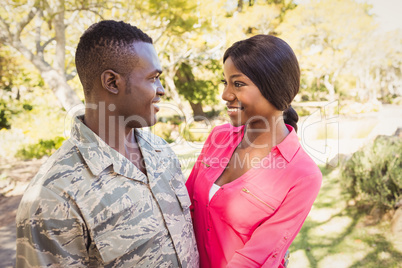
xmin=12 ymin=37 xmax=51 ymax=72
xmin=0 ymin=15 xmax=12 ymax=44
xmin=41 ymin=37 xmax=56 ymax=51
xmin=66 ymin=70 xmax=77 ymax=81
xmin=14 ymin=0 xmax=41 ymax=38
xmin=65 ymin=7 xmax=105 ymax=20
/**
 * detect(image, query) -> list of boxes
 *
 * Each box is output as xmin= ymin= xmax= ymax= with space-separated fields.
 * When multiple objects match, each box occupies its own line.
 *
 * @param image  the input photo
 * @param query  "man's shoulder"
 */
xmin=137 ymin=128 xmax=170 ymax=148
xmin=16 ymin=139 xmax=83 ymax=221
xmin=29 ymin=139 xmax=85 ymax=188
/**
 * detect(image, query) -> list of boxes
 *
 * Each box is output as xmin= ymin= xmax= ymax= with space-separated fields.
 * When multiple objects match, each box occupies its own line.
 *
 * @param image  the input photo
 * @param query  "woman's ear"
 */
xmin=101 ymin=70 xmax=121 ymax=95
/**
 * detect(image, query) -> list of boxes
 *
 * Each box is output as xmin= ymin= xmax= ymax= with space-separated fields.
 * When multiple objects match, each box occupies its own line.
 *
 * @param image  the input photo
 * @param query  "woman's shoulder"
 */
xmin=205 ymin=123 xmax=244 ymax=145
xmin=210 ymin=123 xmax=244 ymax=136
xmin=288 ymin=147 xmax=323 ymax=185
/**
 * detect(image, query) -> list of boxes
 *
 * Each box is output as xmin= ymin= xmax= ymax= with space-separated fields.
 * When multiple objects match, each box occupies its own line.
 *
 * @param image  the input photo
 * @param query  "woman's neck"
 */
xmin=242 ymin=116 xmax=289 ymax=150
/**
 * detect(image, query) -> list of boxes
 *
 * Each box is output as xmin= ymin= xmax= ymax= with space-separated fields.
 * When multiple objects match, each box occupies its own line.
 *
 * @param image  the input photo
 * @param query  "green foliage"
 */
xmin=15 ymin=136 xmax=66 ymax=160
xmin=158 ymin=114 xmax=184 ymax=125
xmin=0 ymin=99 xmax=12 ymax=129
xmin=342 ymin=136 xmax=402 ymax=210
xmin=293 ymin=105 xmax=311 ymax=117
xmin=151 ymin=122 xmax=177 ymax=143
xmin=0 ymin=97 xmax=30 ymax=129
xmin=204 ymin=108 xmax=223 ymax=119
xmin=181 ymin=121 xmax=210 ymax=142
xmin=174 ymin=60 xmax=221 ymax=105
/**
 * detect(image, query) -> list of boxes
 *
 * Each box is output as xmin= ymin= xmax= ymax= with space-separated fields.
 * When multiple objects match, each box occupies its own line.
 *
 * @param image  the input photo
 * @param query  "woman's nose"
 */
xmin=222 ymin=87 xmax=235 ymax=102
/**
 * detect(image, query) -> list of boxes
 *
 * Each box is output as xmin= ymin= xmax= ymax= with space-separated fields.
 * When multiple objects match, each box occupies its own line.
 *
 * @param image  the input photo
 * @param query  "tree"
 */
xmin=0 ymin=0 xmax=105 ymax=111
xmin=278 ymin=0 xmax=377 ymax=101
xmin=114 ymin=0 xmax=215 ymax=119
xmin=348 ymin=29 xmax=402 ymax=101
xmin=174 ymin=60 xmax=221 ymax=119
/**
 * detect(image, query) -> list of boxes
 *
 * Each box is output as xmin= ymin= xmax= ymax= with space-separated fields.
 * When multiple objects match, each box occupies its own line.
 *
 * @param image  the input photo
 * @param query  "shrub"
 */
xmin=205 ymin=108 xmax=223 ymax=119
xmin=151 ymin=122 xmax=177 ymax=143
xmin=15 ymin=136 xmax=66 ymax=160
xmin=341 ymin=135 xmax=402 ymax=210
xmin=0 ymin=98 xmax=27 ymax=129
xmin=0 ymin=99 xmax=12 ymax=129
xmin=181 ymin=121 xmax=210 ymax=142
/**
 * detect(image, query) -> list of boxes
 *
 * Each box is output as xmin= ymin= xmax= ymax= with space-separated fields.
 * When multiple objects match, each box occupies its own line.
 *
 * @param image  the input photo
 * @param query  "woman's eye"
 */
xmin=234 ymin=82 xmax=243 ymax=87
xmin=221 ymin=79 xmax=227 ymax=86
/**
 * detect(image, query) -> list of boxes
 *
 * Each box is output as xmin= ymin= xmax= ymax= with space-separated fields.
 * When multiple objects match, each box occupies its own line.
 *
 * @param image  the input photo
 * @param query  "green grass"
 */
xmin=289 ymin=166 xmax=402 ymax=268
xmin=175 ymin=147 xmax=201 ymax=177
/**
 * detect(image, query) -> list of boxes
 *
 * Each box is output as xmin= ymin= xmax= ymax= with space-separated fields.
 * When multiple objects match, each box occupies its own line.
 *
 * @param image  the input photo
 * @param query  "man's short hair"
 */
xmin=75 ymin=20 xmax=153 ymax=95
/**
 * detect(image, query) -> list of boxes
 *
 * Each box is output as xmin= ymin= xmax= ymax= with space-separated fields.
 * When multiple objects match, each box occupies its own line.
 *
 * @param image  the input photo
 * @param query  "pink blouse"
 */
xmin=186 ymin=124 xmax=322 ymax=268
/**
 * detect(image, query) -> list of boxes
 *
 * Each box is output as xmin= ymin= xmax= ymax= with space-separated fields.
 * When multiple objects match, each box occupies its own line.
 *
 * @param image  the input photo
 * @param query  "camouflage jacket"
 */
xmin=16 ymin=115 xmax=199 ymax=267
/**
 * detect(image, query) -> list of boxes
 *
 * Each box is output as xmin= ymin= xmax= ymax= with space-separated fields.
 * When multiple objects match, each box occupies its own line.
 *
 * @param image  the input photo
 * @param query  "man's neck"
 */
xmin=84 ymin=108 xmax=133 ymax=155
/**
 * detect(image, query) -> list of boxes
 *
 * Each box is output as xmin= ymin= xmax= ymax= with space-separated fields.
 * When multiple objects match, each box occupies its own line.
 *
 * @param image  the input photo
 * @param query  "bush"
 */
xmin=341 ymin=135 xmax=402 ymax=210
xmin=151 ymin=122 xmax=177 ymax=143
xmin=0 ymin=100 xmax=12 ymax=129
xmin=181 ymin=121 xmax=211 ymax=142
xmin=0 ymin=98 xmax=27 ymax=129
xmin=15 ymin=136 xmax=66 ymax=160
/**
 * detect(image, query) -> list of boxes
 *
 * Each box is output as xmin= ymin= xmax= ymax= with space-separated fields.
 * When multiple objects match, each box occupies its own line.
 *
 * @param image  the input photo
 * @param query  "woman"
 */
xmin=186 ymin=35 xmax=322 ymax=268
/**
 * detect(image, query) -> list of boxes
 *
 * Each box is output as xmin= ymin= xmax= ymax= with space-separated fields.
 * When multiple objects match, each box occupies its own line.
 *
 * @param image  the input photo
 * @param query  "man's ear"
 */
xmin=101 ymin=70 xmax=122 ymax=95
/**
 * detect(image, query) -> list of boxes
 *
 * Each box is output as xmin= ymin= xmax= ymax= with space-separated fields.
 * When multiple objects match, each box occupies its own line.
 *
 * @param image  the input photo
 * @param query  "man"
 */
xmin=16 ymin=20 xmax=198 ymax=267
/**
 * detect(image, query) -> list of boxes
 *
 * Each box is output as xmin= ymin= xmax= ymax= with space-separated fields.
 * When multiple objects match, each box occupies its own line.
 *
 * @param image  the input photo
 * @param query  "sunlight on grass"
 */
xmin=311 ymin=216 xmax=353 ymax=238
xmin=289 ymin=165 xmax=402 ymax=268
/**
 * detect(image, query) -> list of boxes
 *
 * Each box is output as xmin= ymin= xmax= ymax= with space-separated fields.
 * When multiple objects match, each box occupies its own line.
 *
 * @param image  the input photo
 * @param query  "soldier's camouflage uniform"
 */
xmin=16 ymin=115 xmax=199 ymax=267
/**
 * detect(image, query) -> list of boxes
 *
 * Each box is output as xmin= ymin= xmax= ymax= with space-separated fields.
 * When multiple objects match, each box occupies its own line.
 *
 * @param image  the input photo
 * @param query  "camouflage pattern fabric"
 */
xmin=16 ymin=115 xmax=199 ymax=267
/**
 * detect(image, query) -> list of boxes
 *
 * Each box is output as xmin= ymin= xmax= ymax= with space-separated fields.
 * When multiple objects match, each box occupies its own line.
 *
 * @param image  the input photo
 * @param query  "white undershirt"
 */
xmin=209 ymin=183 xmax=221 ymax=201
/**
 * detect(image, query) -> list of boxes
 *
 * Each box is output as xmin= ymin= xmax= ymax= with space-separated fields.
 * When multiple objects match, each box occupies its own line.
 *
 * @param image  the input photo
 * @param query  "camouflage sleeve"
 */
xmin=16 ymin=185 xmax=90 ymax=267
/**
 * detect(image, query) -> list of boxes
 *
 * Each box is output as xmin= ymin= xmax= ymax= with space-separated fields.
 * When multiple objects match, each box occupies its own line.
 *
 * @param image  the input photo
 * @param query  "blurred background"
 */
xmin=1 ymin=0 xmax=402 ymax=267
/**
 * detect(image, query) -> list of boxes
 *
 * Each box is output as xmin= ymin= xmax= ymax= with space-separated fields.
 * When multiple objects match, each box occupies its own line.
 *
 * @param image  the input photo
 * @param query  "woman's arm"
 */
xmin=227 ymin=172 xmax=322 ymax=268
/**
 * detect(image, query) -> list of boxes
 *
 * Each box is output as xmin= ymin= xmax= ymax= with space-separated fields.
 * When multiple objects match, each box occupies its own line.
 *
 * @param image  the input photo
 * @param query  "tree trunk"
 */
xmin=237 ymin=0 xmax=243 ymax=12
xmin=54 ymin=0 xmax=66 ymax=73
xmin=4 ymin=1 xmax=82 ymax=112
xmin=164 ymin=68 xmax=192 ymax=121
xmin=41 ymin=69 xmax=83 ymax=111
xmin=324 ymin=74 xmax=336 ymax=102
xmin=189 ymin=102 xmax=205 ymax=120
xmin=12 ymin=39 xmax=82 ymax=111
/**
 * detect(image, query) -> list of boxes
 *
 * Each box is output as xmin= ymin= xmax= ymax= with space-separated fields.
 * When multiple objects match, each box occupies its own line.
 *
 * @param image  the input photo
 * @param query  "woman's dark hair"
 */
xmin=223 ymin=35 xmax=300 ymax=132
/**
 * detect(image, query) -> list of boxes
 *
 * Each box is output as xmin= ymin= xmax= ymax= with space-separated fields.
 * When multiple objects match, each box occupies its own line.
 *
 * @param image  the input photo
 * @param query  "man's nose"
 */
xmin=157 ymin=81 xmax=165 ymax=96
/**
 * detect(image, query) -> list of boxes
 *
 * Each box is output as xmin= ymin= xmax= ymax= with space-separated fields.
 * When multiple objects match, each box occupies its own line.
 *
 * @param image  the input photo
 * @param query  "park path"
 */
xmin=0 ymin=157 xmax=47 ymax=267
xmin=0 ymin=104 xmax=401 ymax=268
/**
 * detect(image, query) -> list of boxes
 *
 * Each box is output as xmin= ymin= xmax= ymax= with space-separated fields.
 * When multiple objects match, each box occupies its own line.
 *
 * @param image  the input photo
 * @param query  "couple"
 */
xmin=16 ymin=20 xmax=322 ymax=268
